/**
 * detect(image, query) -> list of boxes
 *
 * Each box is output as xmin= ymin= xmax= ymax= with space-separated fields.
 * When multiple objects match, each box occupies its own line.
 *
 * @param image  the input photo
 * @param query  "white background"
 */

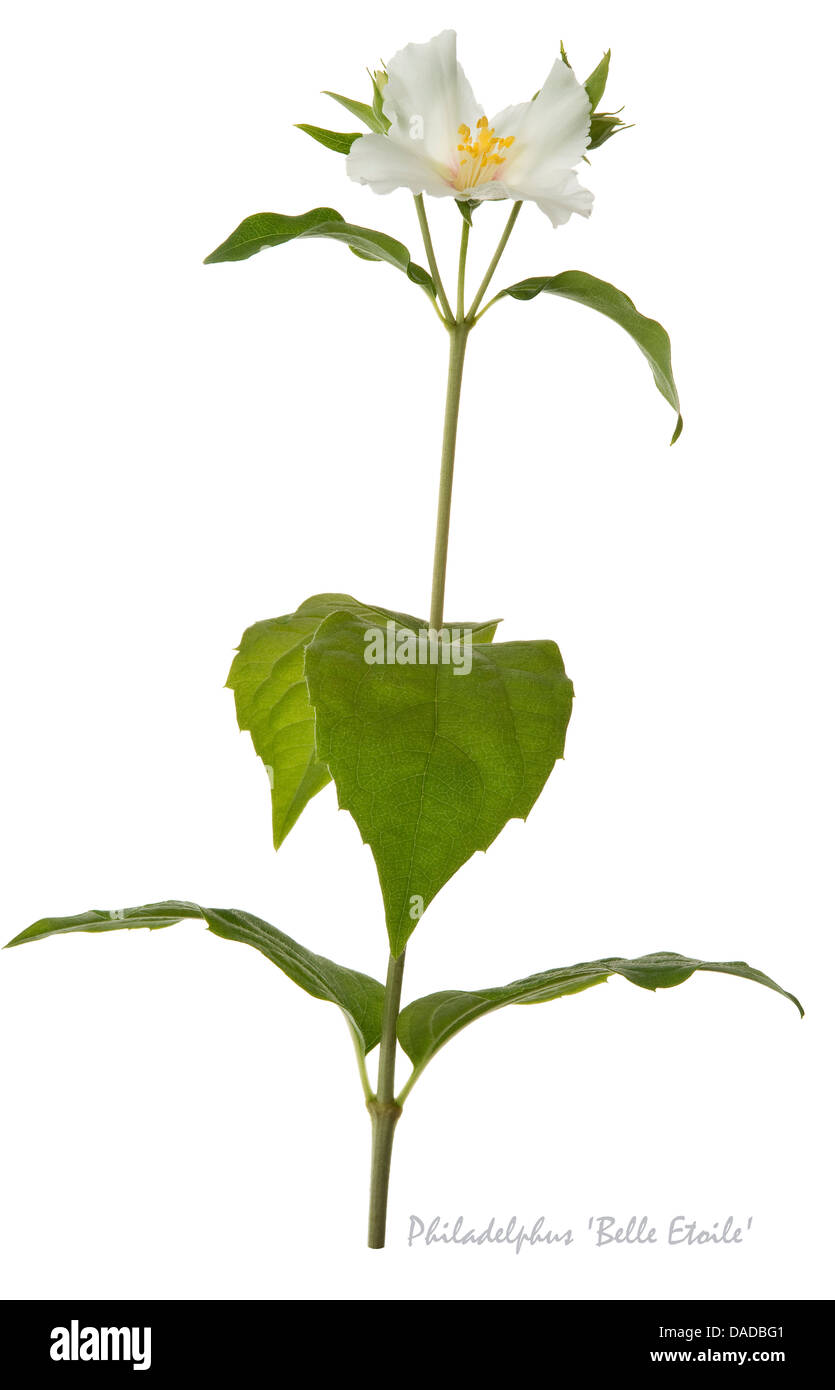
xmin=1 ymin=0 xmax=832 ymax=1302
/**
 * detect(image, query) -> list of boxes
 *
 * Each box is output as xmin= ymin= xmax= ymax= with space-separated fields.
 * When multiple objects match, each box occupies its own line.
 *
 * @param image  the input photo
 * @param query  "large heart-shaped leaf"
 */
xmin=203 ymin=207 xmax=436 ymax=299
xmin=398 ymin=952 xmax=803 ymax=1077
xmin=6 ymin=901 xmax=385 ymax=1054
xmin=228 ymin=595 xmax=499 ymax=850
xmin=492 ymin=270 xmax=682 ymax=443
xmin=305 ymin=612 xmax=574 ymax=955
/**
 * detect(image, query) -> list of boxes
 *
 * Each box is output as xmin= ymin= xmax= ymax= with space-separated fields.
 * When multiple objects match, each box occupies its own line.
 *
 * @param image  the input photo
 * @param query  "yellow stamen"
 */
xmin=451 ymin=118 xmax=515 ymax=192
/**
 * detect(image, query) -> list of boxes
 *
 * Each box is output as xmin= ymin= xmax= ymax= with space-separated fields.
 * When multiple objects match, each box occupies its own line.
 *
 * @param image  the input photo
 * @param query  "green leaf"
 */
xmin=584 ymin=50 xmax=611 ymax=111
xmin=559 ymin=46 xmax=628 ymax=152
xmin=588 ymin=112 xmax=631 ymax=151
xmin=369 ymin=71 xmax=390 ymax=128
xmin=295 ymin=124 xmax=363 ymax=155
xmin=493 ymin=270 xmax=683 ymax=444
xmin=228 ymin=594 xmax=355 ymax=849
xmin=228 ymin=595 xmax=500 ymax=850
xmin=203 ymin=208 xmax=436 ymax=299
xmin=456 ymin=199 xmax=479 ymax=227
xmin=323 ymin=90 xmax=387 ymax=134
xmin=5 ymin=901 xmax=386 ymax=1054
xmin=305 ymin=613 xmax=573 ymax=956
xmin=398 ymin=952 xmax=803 ymax=1075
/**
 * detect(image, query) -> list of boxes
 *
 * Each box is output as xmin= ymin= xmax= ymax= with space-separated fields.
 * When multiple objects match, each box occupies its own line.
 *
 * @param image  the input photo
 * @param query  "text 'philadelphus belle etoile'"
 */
xmin=8 ymin=29 xmax=802 ymax=1254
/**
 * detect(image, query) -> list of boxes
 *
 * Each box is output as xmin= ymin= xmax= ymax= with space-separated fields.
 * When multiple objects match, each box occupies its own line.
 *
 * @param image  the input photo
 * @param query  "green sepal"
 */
xmin=559 ymin=43 xmax=628 ymax=151
xmin=588 ymin=111 xmax=631 ymax=150
xmin=456 ymin=199 xmax=479 ymax=226
xmin=369 ymin=70 xmax=390 ymax=129
xmin=584 ymin=50 xmax=611 ymax=111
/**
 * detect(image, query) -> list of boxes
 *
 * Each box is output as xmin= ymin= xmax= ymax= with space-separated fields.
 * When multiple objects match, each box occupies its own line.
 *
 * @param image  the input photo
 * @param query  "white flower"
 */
xmin=347 ymin=30 xmax=594 ymax=228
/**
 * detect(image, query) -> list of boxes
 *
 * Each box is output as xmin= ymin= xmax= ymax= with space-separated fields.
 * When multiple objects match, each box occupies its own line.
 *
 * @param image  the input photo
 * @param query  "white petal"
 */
xmin=510 ymin=167 xmax=595 ymax=227
xmin=346 ymin=131 xmax=452 ymax=198
xmin=382 ymin=30 xmax=481 ymax=166
xmin=345 ymin=37 xmax=594 ymax=219
xmin=488 ymin=102 xmax=532 ymax=142
xmin=462 ymin=166 xmax=593 ymax=225
xmin=465 ymin=180 xmax=516 ymax=203
xmin=500 ymin=58 xmax=590 ymax=182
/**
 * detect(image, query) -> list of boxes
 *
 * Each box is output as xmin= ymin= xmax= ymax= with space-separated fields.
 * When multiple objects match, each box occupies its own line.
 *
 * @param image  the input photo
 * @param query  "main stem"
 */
xmin=366 ymin=221 xmax=472 ymax=1250
xmin=367 ymin=950 xmax=405 ymax=1248
xmin=429 ymin=320 xmax=469 ymax=631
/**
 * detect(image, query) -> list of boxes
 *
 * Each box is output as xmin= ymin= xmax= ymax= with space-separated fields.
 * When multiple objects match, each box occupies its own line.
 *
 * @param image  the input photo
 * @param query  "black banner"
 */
xmin=0 ymin=1299 xmax=827 ymax=1377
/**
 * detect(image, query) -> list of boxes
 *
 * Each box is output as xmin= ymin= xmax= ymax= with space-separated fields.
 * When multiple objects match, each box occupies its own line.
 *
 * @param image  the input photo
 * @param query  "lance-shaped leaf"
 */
xmin=203 ymin=207 xmax=436 ymax=299
xmin=369 ymin=72 xmax=390 ymax=129
xmin=584 ymin=50 xmax=611 ymax=111
xmin=6 ymin=901 xmax=385 ymax=1054
xmin=298 ymin=78 xmax=391 ymax=155
xmin=228 ymin=595 xmax=500 ymax=850
xmin=492 ymin=270 xmax=682 ymax=443
xmin=559 ymin=42 xmax=615 ymax=107
xmin=305 ymin=613 xmax=573 ymax=956
xmin=398 ymin=952 xmax=803 ymax=1077
xmin=323 ymin=90 xmax=387 ymax=134
xmin=295 ymin=124 xmax=363 ymax=155
xmin=559 ymin=47 xmax=630 ymax=153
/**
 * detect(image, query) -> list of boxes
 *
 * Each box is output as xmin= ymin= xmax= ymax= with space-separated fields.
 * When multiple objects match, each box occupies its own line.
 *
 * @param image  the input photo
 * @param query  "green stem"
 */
xmin=472 ymin=291 xmax=503 ymax=324
xmin=414 ymin=194 xmax=454 ymax=323
xmin=367 ymin=950 xmax=405 ymax=1249
xmin=366 ymin=209 xmax=473 ymax=1249
xmin=457 ymin=218 xmax=470 ymax=321
xmin=466 ymin=200 xmax=522 ymax=321
xmin=377 ymin=951 xmax=406 ymax=1109
xmin=429 ymin=322 xmax=469 ymax=631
